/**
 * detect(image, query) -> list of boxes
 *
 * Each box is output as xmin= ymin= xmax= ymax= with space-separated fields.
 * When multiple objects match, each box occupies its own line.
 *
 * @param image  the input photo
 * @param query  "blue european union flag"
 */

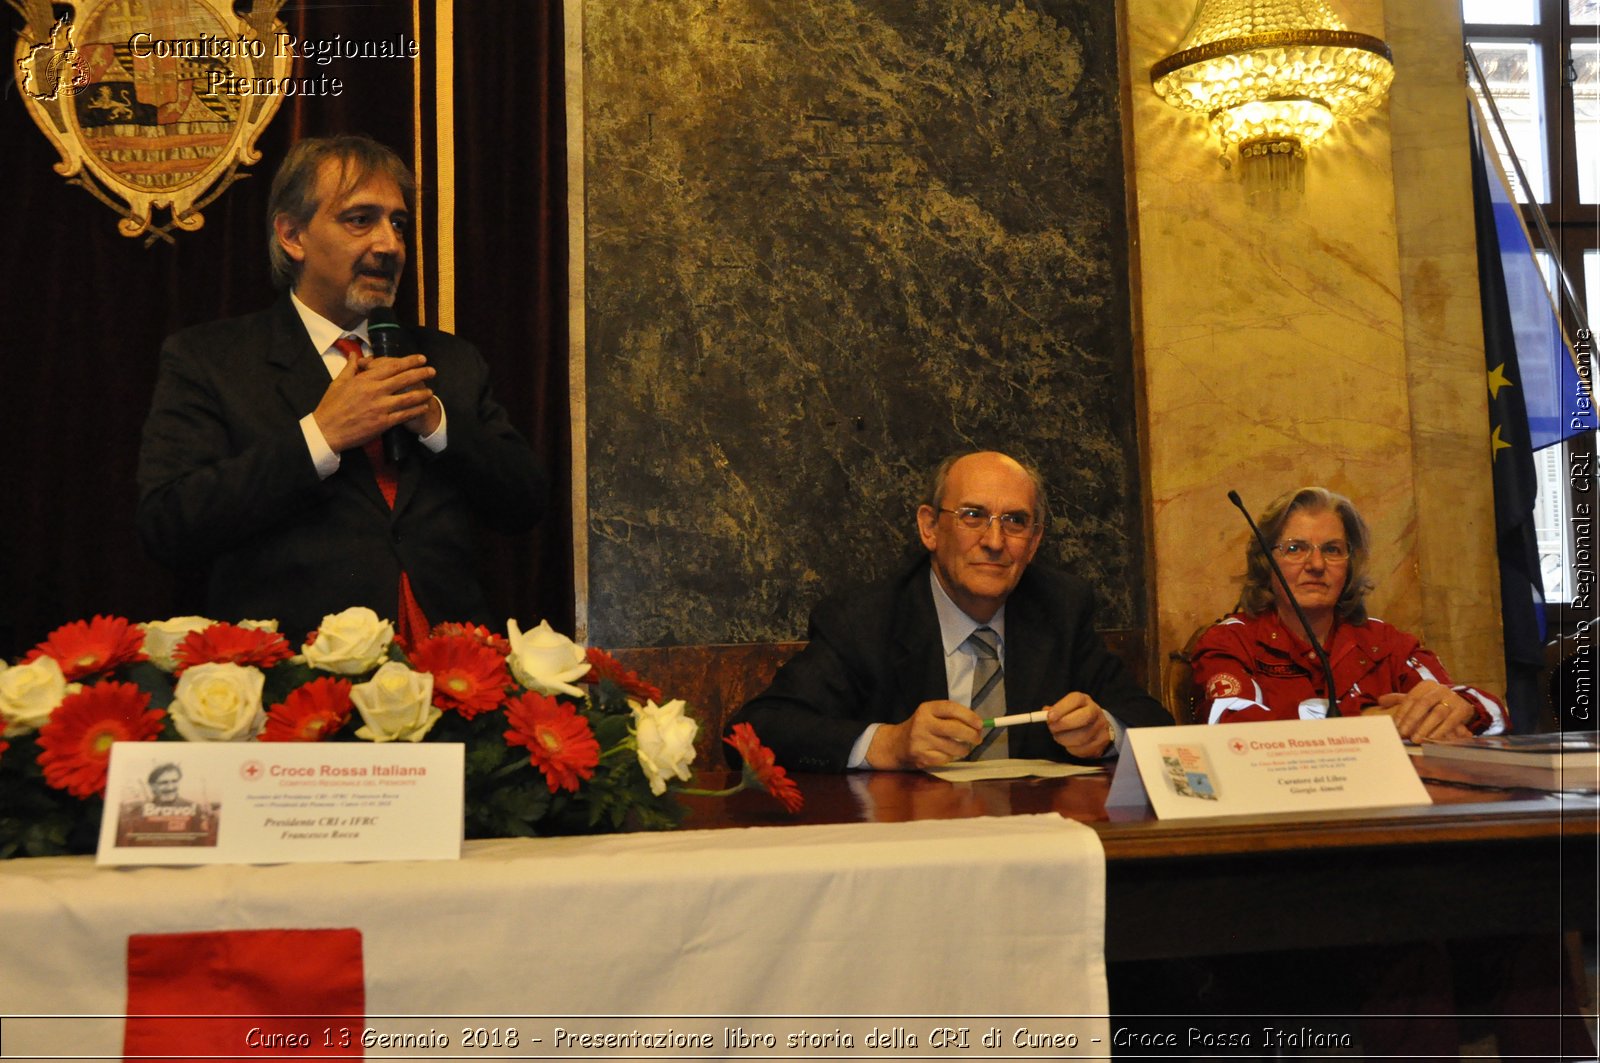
xmin=1471 ymin=105 xmax=1552 ymax=733
xmin=1481 ymin=148 xmax=1597 ymax=450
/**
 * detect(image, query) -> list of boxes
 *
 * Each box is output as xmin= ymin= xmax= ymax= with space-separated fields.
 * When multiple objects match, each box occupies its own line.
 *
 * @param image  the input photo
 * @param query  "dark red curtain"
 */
xmin=450 ymin=1 xmax=573 ymax=637
xmin=0 ymin=1 xmax=570 ymax=656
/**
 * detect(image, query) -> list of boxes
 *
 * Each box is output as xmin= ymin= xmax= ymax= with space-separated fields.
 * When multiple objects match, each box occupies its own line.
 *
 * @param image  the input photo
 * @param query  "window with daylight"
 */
xmin=1466 ymin=0 xmax=1599 ymax=612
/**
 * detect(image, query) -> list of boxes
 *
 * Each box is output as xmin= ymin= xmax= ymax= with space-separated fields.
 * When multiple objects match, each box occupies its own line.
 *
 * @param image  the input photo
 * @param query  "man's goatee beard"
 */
xmin=346 ymin=284 xmax=396 ymax=317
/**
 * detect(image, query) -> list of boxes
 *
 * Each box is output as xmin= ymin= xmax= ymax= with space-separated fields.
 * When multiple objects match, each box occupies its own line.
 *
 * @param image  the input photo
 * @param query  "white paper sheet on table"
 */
xmin=928 ymin=757 xmax=1108 ymax=782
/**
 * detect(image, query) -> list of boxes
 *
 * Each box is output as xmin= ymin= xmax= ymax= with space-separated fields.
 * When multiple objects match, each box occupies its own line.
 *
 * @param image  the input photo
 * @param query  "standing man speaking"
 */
xmin=137 ymin=135 xmax=545 ymax=642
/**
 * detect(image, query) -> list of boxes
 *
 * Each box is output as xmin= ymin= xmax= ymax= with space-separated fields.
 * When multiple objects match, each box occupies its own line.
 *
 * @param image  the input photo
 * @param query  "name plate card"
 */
xmin=1107 ymin=717 xmax=1430 ymax=819
xmin=97 ymin=741 xmax=464 ymax=865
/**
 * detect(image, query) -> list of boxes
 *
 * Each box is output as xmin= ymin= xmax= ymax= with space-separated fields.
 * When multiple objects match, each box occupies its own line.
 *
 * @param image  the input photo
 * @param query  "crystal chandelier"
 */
xmin=1151 ymin=0 xmax=1395 ymax=178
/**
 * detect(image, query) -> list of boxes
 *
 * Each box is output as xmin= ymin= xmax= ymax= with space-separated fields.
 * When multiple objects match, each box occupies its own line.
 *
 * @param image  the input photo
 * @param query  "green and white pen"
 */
xmin=981 ymin=709 xmax=1049 ymax=729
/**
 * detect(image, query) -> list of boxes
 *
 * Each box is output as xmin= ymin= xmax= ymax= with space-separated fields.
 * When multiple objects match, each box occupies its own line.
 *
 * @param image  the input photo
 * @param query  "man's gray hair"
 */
xmin=266 ymin=134 xmax=415 ymax=289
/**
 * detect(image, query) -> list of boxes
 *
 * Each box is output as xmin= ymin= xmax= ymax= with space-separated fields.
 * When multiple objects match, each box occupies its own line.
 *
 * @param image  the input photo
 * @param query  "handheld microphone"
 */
xmin=1227 ymin=490 xmax=1342 ymax=718
xmin=366 ymin=305 xmax=410 ymax=466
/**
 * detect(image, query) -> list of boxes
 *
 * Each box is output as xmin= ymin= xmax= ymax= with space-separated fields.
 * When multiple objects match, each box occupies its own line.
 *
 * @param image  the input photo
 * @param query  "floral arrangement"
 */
xmin=0 ymin=608 xmax=802 ymax=859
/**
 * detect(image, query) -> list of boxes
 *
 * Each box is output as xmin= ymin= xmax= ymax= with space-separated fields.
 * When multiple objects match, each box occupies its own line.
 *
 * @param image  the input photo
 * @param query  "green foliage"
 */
xmin=0 ymin=733 xmax=100 ymax=858
xmin=122 ymin=661 xmax=176 ymax=709
xmin=586 ymin=678 xmax=635 ymax=716
xmin=259 ymin=659 xmax=321 ymax=707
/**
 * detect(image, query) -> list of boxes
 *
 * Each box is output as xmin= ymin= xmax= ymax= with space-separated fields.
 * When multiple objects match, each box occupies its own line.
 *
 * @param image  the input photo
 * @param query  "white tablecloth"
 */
xmin=1 ymin=815 xmax=1107 ymax=1058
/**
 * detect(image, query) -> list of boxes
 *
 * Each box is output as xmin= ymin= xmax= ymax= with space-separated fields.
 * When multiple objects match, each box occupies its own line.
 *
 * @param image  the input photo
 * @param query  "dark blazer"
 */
xmin=729 ymin=556 xmax=1171 ymax=771
xmin=136 ymin=298 xmax=546 ymax=641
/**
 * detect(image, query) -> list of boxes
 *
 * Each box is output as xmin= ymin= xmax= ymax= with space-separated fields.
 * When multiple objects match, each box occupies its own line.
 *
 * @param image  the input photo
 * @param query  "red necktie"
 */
xmin=333 ymin=337 xmax=429 ymax=646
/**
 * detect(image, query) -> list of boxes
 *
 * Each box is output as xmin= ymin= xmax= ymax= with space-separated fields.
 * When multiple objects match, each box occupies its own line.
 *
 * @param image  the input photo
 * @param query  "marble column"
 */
xmin=1127 ymin=0 xmax=1504 ymax=690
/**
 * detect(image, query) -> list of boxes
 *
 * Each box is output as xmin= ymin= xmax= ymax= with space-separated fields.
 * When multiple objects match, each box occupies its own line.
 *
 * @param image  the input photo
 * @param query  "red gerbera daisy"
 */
xmin=724 ymin=722 xmax=804 ymax=812
xmin=36 ymin=682 xmax=164 ymax=798
xmin=261 ymin=677 xmax=354 ymax=742
xmin=407 ymin=634 xmax=511 ymax=719
xmin=25 ymin=615 xmax=147 ymax=681
xmin=174 ymin=623 xmax=293 ymax=675
xmin=428 ymin=622 xmax=511 ymax=656
xmin=581 ymin=646 xmax=664 ymax=703
xmin=504 ymin=691 xmax=600 ymax=793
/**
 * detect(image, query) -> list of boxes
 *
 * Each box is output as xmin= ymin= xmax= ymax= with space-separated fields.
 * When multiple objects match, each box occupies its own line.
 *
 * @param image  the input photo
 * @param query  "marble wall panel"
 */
xmin=1385 ymin=0 xmax=1506 ymax=688
xmin=1126 ymin=0 xmax=1425 ymax=658
xmin=576 ymin=0 xmax=1144 ymax=646
xmin=1127 ymin=0 xmax=1504 ymax=693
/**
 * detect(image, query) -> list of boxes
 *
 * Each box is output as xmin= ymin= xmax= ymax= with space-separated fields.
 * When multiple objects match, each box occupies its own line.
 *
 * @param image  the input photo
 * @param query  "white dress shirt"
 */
xmin=290 ymin=292 xmax=447 ymax=480
xmin=847 ymin=568 xmax=1122 ymax=768
xmin=845 ymin=571 xmax=1009 ymax=768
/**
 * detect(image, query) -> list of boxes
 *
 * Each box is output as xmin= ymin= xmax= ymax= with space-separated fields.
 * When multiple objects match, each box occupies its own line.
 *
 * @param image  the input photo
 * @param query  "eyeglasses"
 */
xmin=939 ymin=507 xmax=1037 ymax=538
xmin=1273 ymin=539 xmax=1351 ymax=564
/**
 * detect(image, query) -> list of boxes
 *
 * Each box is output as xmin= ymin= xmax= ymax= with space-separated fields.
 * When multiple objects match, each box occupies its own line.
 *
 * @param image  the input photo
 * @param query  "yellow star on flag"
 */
xmin=1490 ymin=424 xmax=1511 ymax=461
xmin=1487 ymin=363 xmax=1513 ymax=399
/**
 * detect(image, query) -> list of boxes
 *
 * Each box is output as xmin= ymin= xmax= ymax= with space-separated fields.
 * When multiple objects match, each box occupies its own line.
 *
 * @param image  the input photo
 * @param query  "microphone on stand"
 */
xmin=366 ymin=305 xmax=410 ymax=466
xmin=1227 ymin=490 xmax=1342 ymax=718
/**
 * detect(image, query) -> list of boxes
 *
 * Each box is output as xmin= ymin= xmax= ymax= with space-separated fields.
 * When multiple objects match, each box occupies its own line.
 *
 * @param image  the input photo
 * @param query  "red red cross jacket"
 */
xmin=1192 ymin=611 xmax=1507 ymax=734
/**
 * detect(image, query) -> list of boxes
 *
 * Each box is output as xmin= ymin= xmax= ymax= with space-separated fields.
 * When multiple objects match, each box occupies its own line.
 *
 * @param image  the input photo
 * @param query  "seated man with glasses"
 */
xmin=728 ymin=450 xmax=1170 ymax=772
xmin=1192 ymin=485 xmax=1505 ymax=739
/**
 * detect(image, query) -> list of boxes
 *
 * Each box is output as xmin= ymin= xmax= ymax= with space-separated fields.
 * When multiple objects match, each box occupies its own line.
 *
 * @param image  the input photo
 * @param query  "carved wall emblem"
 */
xmin=11 ymin=0 xmax=289 ymax=242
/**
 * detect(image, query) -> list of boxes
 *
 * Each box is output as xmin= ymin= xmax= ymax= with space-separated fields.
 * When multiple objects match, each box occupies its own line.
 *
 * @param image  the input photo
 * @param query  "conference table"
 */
xmin=1 ymin=754 xmax=1593 ymax=1060
xmin=681 ymin=756 xmax=1600 ymax=961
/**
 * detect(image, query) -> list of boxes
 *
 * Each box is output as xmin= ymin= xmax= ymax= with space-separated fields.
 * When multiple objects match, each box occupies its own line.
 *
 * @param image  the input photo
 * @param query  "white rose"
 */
xmin=351 ymin=662 xmax=439 ymax=742
xmin=505 ymin=619 xmax=589 ymax=697
xmin=303 ymin=607 xmax=393 ymax=675
xmin=0 ymin=656 xmax=70 ymax=735
xmin=633 ymin=698 xmax=698 ymax=796
xmin=141 ymin=615 xmax=217 ymax=672
xmin=171 ymin=662 xmax=266 ymax=742
xmin=239 ymin=619 xmax=279 ymax=632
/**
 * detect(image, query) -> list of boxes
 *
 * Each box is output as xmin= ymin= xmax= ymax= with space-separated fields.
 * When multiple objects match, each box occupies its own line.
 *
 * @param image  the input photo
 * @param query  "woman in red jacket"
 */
xmin=1192 ymin=486 xmax=1506 ymax=738
xmin=1173 ymin=491 xmax=1594 ymax=1062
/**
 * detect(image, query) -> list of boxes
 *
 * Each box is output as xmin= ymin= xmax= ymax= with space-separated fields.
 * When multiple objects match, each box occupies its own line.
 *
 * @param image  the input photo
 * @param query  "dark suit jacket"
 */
xmin=728 ymin=557 xmax=1171 ymax=771
xmin=136 ymin=298 xmax=546 ymax=640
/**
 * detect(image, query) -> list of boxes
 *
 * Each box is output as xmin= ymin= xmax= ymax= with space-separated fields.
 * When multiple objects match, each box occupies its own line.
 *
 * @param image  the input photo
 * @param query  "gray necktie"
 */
xmin=964 ymin=626 xmax=1007 ymax=760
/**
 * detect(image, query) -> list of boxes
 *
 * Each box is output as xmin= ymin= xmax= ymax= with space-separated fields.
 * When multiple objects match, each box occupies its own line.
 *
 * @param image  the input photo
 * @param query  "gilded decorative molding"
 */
xmin=1150 ymin=29 xmax=1391 ymax=81
xmin=11 ymin=0 xmax=291 ymax=243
